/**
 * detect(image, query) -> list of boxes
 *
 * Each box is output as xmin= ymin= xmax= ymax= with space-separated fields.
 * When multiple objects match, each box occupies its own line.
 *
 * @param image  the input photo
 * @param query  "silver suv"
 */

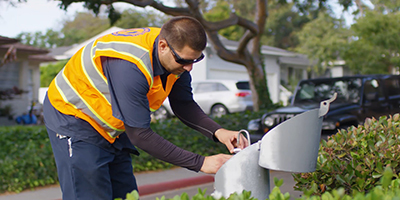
xmin=152 ymin=80 xmax=253 ymax=120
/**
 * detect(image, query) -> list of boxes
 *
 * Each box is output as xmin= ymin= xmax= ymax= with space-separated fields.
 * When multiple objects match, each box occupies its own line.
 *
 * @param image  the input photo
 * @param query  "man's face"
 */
xmin=158 ymin=39 xmax=204 ymax=75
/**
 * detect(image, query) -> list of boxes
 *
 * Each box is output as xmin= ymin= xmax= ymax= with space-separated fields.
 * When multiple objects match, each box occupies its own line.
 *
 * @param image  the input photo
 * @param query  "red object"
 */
xmin=235 ymin=92 xmax=250 ymax=97
xmin=138 ymin=175 xmax=214 ymax=196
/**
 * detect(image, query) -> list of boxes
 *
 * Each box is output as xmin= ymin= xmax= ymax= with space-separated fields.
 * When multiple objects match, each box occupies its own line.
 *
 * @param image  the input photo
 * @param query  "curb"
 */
xmin=52 ymin=175 xmax=214 ymax=200
xmin=138 ymin=175 xmax=214 ymax=196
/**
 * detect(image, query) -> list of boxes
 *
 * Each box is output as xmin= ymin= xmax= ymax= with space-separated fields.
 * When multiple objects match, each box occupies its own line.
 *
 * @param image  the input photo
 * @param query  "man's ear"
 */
xmin=158 ymin=39 xmax=168 ymax=53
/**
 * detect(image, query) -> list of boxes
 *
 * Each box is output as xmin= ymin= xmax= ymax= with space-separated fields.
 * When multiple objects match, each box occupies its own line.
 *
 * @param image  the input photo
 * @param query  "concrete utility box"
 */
xmin=212 ymin=94 xmax=337 ymax=200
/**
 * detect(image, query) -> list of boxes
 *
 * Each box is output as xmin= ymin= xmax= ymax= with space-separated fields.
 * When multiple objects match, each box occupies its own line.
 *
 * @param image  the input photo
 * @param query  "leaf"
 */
xmin=336 ymin=175 xmax=346 ymax=184
xmin=274 ymin=177 xmax=284 ymax=187
xmin=381 ymin=167 xmax=393 ymax=189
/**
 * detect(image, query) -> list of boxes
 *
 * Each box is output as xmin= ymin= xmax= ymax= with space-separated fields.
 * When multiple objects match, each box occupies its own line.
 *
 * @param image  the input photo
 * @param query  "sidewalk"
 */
xmin=0 ymin=168 xmax=302 ymax=200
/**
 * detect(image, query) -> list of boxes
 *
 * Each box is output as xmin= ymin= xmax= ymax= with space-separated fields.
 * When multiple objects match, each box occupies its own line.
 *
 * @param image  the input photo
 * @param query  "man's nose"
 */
xmin=183 ymin=64 xmax=193 ymax=72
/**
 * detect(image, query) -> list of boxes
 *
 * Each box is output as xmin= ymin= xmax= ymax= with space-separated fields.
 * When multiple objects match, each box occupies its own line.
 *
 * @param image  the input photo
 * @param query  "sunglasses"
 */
xmin=165 ymin=39 xmax=205 ymax=65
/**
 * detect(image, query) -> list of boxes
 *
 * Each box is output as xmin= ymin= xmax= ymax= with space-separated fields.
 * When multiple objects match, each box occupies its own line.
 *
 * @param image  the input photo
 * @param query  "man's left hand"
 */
xmin=214 ymin=128 xmax=249 ymax=154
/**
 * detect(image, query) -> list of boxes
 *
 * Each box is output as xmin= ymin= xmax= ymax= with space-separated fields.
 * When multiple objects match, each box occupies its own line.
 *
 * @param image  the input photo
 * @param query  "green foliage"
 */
xmin=17 ymin=9 xmax=162 ymax=48
xmin=203 ymin=1 xmax=245 ymax=41
xmin=16 ymin=29 xmax=62 ymax=48
xmin=295 ymin=12 xmax=351 ymax=74
xmin=118 ymin=170 xmax=400 ymax=200
xmin=342 ymin=11 xmax=400 ymax=74
xmin=0 ymin=126 xmax=58 ymax=193
xmin=60 ymin=12 xmax=110 ymax=46
xmin=263 ymin=2 xmax=310 ymax=49
xmin=114 ymin=9 xmax=168 ymax=29
xmin=293 ymin=114 xmax=400 ymax=196
xmin=40 ymin=61 xmax=68 ymax=87
xmin=0 ymin=111 xmax=264 ymax=193
xmin=117 ymin=188 xmax=256 ymax=200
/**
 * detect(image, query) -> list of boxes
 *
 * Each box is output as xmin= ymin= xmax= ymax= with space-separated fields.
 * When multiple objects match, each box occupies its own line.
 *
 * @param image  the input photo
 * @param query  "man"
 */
xmin=43 ymin=16 xmax=248 ymax=200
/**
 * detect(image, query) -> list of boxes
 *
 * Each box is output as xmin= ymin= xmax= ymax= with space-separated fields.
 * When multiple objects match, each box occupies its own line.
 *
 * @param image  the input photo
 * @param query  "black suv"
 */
xmin=248 ymin=74 xmax=400 ymax=135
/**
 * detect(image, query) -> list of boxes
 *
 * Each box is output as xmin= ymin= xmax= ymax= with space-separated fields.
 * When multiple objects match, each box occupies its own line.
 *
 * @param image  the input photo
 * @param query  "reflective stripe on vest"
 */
xmin=94 ymin=41 xmax=154 ymax=88
xmin=53 ymin=39 xmax=155 ymax=138
xmin=54 ymin=68 xmax=123 ymax=138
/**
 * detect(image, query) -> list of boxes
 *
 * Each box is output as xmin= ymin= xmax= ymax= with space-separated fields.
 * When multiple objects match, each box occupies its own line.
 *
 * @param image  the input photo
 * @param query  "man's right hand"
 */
xmin=200 ymin=154 xmax=232 ymax=174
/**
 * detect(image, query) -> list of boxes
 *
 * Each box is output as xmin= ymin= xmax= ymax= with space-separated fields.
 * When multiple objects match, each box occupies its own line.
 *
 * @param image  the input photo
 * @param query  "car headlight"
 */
xmin=263 ymin=116 xmax=275 ymax=127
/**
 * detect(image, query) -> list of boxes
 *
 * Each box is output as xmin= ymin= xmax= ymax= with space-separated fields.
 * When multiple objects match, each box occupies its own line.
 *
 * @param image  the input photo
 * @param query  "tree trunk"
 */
xmin=247 ymin=56 xmax=272 ymax=111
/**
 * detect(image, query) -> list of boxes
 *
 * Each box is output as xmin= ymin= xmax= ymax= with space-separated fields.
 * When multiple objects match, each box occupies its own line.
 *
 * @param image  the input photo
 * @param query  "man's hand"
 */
xmin=200 ymin=154 xmax=232 ymax=174
xmin=214 ymin=128 xmax=249 ymax=153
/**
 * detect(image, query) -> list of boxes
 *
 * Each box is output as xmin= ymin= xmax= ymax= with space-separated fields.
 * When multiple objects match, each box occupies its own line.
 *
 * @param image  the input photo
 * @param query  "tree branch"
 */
xmin=206 ymin=31 xmax=248 ymax=66
xmin=251 ymin=0 xmax=267 ymax=54
xmin=118 ymin=0 xmax=192 ymax=16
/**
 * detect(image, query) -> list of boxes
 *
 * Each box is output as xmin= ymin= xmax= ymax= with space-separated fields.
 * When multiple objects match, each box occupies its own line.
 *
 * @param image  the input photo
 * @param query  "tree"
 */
xmin=60 ymin=12 xmax=111 ymax=46
xmin=40 ymin=60 xmax=68 ymax=87
xmin=16 ymin=9 xmax=168 ymax=48
xmin=16 ymin=12 xmax=110 ymax=48
xmin=56 ymin=0 xmax=353 ymax=110
xmin=342 ymin=10 xmax=400 ymax=74
xmin=16 ymin=29 xmax=62 ymax=48
xmin=293 ymin=0 xmax=400 ymax=75
xmin=114 ymin=9 xmax=168 ymax=28
xmin=263 ymin=1 xmax=311 ymax=50
xmin=295 ymin=12 xmax=351 ymax=74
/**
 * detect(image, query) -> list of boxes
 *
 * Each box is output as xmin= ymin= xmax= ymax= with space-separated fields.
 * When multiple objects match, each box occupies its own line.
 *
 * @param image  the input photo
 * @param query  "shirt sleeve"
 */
xmin=102 ymin=57 xmax=151 ymax=128
xmin=103 ymin=57 xmax=205 ymax=171
xmin=125 ymin=125 xmax=205 ymax=172
xmin=169 ymin=72 xmax=222 ymax=141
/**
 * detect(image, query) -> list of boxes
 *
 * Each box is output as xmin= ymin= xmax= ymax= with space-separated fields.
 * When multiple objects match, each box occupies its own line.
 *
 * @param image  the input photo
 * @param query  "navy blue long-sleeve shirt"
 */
xmin=43 ymin=37 xmax=222 ymax=172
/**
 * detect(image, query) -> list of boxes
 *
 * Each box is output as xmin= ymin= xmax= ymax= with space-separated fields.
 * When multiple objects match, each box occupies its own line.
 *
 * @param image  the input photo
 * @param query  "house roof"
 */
xmin=0 ymin=36 xmax=19 ymax=45
xmin=216 ymin=35 xmax=297 ymax=57
xmin=47 ymin=46 xmax=73 ymax=60
xmin=278 ymin=55 xmax=311 ymax=66
xmin=0 ymin=43 xmax=49 ymax=54
xmin=29 ymin=54 xmax=58 ymax=62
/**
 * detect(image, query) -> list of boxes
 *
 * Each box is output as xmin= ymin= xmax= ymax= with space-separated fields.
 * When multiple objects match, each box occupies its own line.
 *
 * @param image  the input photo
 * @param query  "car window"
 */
xmin=363 ymin=79 xmax=384 ymax=102
xmin=294 ymin=78 xmax=362 ymax=104
xmin=216 ymin=83 xmax=229 ymax=91
xmin=195 ymin=83 xmax=217 ymax=93
xmin=236 ymin=81 xmax=250 ymax=90
xmin=384 ymin=78 xmax=400 ymax=99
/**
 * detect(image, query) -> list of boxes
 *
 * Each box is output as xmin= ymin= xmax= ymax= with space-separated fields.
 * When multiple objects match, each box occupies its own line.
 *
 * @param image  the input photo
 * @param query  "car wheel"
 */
xmin=152 ymin=106 xmax=170 ymax=121
xmin=210 ymin=104 xmax=229 ymax=118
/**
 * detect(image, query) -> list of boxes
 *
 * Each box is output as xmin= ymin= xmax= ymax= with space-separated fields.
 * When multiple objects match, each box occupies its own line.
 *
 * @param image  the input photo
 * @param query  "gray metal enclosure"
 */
xmin=212 ymin=94 xmax=337 ymax=200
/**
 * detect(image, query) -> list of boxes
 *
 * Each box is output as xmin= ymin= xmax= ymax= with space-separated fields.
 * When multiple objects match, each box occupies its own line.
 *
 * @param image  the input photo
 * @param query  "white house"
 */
xmin=48 ymin=27 xmax=314 ymax=105
xmin=0 ymin=36 xmax=56 ymax=124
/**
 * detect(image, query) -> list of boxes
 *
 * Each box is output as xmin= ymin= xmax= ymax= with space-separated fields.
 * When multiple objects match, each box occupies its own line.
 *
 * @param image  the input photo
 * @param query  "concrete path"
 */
xmin=0 ymin=168 xmax=302 ymax=200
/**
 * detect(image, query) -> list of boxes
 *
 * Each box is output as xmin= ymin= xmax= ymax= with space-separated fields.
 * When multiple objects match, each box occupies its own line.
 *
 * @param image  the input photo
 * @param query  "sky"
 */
xmin=0 ymin=0 xmax=89 ymax=38
xmin=0 ymin=0 xmax=172 ymax=38
xmin=0 ymin=0 xmax=359 ymax=39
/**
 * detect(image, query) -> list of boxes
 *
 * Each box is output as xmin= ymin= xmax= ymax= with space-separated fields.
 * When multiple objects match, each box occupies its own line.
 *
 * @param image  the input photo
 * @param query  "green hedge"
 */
xmin=293 ymin=114 xmax=400 ymax=196
xmin=118 ymin=167 xmax=400 ymax=200
xmin=0 ymin=126 xmax=57 ymax=193
xmin=0 ymin=110 xmax=265 ymax=193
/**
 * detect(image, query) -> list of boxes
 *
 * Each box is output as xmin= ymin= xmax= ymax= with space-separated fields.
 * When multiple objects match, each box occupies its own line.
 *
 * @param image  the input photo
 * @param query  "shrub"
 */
xmin=0 ymin=126 xmax=58 ymax=193
xmin=0 ymin=110 xmax=265 ymax=193
xmin=293 ymin=114 xmax=400 ymax=196
xmin=117 ymin=167 xmax=400 ymax=200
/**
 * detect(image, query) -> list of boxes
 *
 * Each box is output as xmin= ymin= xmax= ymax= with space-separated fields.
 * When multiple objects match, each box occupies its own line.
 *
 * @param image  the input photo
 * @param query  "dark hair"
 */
xmin=160 ymin=16 xmax=207 ymax=51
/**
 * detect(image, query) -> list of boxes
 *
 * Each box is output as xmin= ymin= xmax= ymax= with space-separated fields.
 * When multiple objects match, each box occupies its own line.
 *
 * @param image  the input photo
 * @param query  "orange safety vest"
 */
xmin=47 ymin=27 xmax=180 ymax=143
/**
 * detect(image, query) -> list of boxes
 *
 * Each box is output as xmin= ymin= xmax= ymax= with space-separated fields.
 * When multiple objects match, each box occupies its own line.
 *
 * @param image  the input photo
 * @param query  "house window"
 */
xmin=0 ymin=63 xmax=20 ymax=89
